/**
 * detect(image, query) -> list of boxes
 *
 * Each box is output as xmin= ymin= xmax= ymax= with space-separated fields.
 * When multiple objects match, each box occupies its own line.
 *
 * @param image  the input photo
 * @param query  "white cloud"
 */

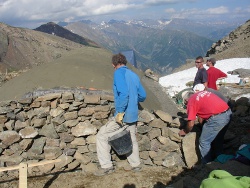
xmin=145 ymin=0 xmax=180 ymax=6
xmin=0 ymin=0 xmax=249 ymax=28
xmin=206 ymin=6 xmax=229 ymax=14
xmin=165 ymin=8 xmax=176 ymax=13
xmin=92 ymin=3 xmax=136 ymax=15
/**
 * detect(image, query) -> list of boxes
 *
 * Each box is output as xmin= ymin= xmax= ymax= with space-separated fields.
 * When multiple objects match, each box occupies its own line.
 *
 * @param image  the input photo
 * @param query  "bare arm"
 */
xmin=198 ymin=116 xmax=204 ymax=124
xmin=203 ymin=82 xmax=208 ymax=88
xmin=178 ymin=120 xmax=195 ymax=136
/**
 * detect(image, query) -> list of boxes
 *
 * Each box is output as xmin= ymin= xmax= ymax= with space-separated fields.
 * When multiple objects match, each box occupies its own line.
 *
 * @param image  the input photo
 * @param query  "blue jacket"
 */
xmin=113 ymin=66 xmax=146 ymax=123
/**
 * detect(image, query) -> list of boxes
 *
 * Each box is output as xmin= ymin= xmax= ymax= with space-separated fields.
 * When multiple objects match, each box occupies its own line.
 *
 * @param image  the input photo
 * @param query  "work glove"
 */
xmin=115 ymin=112 xmax=125 ymax=125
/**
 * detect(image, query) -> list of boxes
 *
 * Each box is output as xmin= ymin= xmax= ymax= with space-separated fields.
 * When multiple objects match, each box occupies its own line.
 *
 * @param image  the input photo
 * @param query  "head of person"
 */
xmin=182 ymin=91 xmax=195 ymax=105
xmin=112 ymin=53 xmax=127 ymax=69
xmin=195 ymin=56 xmax=204 ymax=69
xmin=193 ymin=84 xmax=205 ymax=92
xmin=206 ymin=58 xmax=216 ymax=67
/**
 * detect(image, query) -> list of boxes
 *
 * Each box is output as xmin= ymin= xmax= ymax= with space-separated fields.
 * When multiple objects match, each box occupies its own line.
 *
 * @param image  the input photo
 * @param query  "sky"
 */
xmin=159 ymin=58 xmax=250 ymax=99
xmin=0 ymin=0 xmax=250 ymax=29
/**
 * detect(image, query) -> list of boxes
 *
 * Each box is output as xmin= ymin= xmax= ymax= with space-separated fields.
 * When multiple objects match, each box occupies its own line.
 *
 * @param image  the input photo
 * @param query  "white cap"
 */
xmin=193 ymin=84 xmax=205 ymax=92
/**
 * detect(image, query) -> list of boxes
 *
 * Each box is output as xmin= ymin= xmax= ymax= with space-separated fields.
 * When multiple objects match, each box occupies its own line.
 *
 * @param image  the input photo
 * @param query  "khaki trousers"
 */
xmin=96 ymin=117 xmax=140 ymax=168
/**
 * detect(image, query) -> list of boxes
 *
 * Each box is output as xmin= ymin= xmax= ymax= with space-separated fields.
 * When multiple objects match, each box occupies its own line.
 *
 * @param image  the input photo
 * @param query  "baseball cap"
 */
xmin=182 ymin=90 xmax=194 ymax=104
xmin=193 ymin=84 xmax=205 ymax=92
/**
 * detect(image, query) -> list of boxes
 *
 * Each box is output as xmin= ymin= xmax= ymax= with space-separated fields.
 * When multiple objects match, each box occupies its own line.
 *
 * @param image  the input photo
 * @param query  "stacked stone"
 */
xmin=0 ymin=90 xmax=189 ymax=177
xmin=1 ymin=90 xmax=248 ymax=177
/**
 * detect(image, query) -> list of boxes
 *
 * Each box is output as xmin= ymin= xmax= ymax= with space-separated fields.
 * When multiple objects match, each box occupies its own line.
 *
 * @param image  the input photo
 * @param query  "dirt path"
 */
xmin=1 ymin=166 xmax=185 ymax=188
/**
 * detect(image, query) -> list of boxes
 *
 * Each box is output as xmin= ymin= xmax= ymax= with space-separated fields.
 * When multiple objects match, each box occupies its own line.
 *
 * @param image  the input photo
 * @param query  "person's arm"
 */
xmin=203 ymin=82 xmax=208 ymax=88
xmin=114 ymin=70 xmax=129 ymax=113
xmin=218 ymin=70 xmax=227 ymax=79
xmin=202 ymin=69 xmax=208 ymax=88
xmin=198 ymin=116 xmax=204 ymax=124
xmin=138 ymin=82 xmax=146 ymax=102
xmin=178 ymin=120 xmax=195 ymax=136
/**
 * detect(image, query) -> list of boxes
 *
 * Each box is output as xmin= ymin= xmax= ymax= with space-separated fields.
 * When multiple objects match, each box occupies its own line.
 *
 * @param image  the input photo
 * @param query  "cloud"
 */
xmin=92 ymin=3 xmax=137 ymax=15
xmin=206 ymin=6 xmax=229 ymax=14
xmin=0 ymin=0 xmax=249 ymax=28
xmin=145 ymin=0 xmax=180 ymax=6
xmin=165 ymin=8 xmax=176 ymax=13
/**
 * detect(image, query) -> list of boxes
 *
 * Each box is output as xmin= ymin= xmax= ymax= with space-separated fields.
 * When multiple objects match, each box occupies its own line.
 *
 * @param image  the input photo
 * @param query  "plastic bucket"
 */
xmin=108 ymin=129 xmax=133 ymax=155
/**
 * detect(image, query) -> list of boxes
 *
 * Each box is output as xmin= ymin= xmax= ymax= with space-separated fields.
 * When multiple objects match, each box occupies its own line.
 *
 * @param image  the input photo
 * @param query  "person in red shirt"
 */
xmin=179 ymin=90 xmax=232 ymax=164
xmin=206 ymin=58 xmax=227 ymax=90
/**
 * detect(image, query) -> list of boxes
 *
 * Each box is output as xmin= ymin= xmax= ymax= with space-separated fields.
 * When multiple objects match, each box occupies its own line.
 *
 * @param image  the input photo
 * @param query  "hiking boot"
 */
xmin=94 ymin=167 xmax=115 ymax=176
xmin=132 ymin=166 xmax=142 ymax=172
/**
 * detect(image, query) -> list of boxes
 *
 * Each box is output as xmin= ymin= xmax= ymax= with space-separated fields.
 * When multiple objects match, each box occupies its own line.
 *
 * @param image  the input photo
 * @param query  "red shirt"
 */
xmin=207 ymin=67 xmax=227 ymax=90
xmin=187 ymin=91 xmax=229 ymax=120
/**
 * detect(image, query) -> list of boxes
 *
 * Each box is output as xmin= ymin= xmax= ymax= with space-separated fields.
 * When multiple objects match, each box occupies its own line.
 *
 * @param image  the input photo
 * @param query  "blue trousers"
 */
xmin=199 ymin=109 xmax=232 ymax=164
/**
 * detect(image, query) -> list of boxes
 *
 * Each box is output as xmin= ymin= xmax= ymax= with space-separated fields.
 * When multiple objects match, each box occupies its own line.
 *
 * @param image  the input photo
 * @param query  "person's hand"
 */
xmin=178 ymin=129 xmax=187 ymax=137
xmin=115 ymin=112 xmax=125 ymax=125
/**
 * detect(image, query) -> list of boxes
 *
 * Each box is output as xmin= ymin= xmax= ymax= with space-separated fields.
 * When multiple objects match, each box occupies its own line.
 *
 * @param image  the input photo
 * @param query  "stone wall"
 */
xmin=0 ymin=89 xmax=249 ymax=177
xmin=0 ymin=89 xmax=192 ymax=176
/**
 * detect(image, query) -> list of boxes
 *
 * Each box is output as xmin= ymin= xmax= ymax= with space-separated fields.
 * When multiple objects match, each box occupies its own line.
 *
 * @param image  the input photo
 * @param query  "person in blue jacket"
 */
xmin=95 ymin=53 xmax=146 ymax=176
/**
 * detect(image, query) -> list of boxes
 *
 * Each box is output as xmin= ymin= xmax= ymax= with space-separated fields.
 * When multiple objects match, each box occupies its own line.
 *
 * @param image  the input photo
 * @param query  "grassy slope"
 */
xmin=0 ymin=47 xmax=161 ymax=111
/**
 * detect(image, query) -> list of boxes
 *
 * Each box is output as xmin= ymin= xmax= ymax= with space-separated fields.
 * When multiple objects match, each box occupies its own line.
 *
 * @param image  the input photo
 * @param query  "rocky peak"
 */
xmin=206 ymin=19 xmax=250 ymax=58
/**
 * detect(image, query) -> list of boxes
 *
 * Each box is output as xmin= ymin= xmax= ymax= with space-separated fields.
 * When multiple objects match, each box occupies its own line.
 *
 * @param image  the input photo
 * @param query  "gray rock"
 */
xmin=39 ymin=124 xmax=59 ymax=139
xmin=154 ymin=110 xmax=172 ymax=123
xmin=182 ymin=132 xmax=199 ymax=168
xmin=19 ymin=127 xmax=38 ymax=138
xmin=0 ymin=131 xmax=21 ymax=146
xmin=138 ymin=110 xmax=155 ymax=123
xmin=71 ymin=121 xmax=97 ymax=137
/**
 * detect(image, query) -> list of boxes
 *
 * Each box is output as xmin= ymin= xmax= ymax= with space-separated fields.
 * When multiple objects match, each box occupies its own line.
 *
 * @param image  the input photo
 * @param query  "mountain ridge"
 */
xmin=64 ymin=19 xmax=214 ymax=75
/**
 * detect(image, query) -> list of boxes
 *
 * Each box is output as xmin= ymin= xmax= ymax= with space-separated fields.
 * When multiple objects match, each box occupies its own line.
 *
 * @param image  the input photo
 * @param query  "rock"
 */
xmin=0 ymin=131 xmax=21 ymax=146
xmin=63 ymin=111 xmax=78 ymax=120
xmin=55 ymin=154 xmax=74 ymax=170
xmin=39 ymin=124 xmax=59 ymax=139
xmin=34 ymin=93 xmax=61 ymax=102
xmin=29 ymin=137 xmax=46 ymax=155
xmin=71 ymin=121 xmax=97 ymax=137
xmin=154 ymin=110 xmax=172 ymax=123
xmin=168 ymin=128 xmax=182 ymax=142
xmin=138 ymin=110 xmax=155 ymax=123
xmin=149 ymin=118 xmax=166 ymax=129
xmin=50 ymin=107 xmax=64 ymax=117
xmin=137 ymin=125 xmax=152 ymax=134
xmin=44 ymin=147 xmax=63 ymax=160
xmin=19 ymin=127 xmax=38 ymax=138
xmin=84 ymin=95 xmax=100 ymax=104
xmin=74 ymin=151 xmax=91 ymax=164
xmin=182 ymin=132 xmax=199 ymax=168
xmin=170 ymin=117 xmax=181 ymax=128
xmin=162 ymin=152 xmax=185 ymax=167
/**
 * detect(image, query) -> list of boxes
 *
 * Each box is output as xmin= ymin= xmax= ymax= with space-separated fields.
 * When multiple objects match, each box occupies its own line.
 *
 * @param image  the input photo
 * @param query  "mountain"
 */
xmin=206 ymin=19 xmax=250 ymax=60
xmin=0 ymin=22 xmax=86 ymax=72
xmin=172 ymin=20 xmax=250 ymax=73
xmin=34 ymin=22 xmax=99 ymax=48
xmin=157 ymin=18 xmax=240 ymax=40
xmin=64 ymin=19 xmax=214 ymax=75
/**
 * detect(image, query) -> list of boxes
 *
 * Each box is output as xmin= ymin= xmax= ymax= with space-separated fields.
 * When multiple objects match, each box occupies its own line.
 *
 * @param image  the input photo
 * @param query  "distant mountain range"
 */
xmin=32 ymin=18 xmax=242 ymax=75
xmin=0 ymin=18 xmax=246 ymax=77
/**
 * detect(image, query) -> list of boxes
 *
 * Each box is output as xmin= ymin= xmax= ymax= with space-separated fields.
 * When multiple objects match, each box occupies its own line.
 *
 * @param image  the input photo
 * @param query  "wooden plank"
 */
xmin=19 ymin=163 xmax=28 ymax=188
xmin=28 ymin=159 xmax=61 ymax=167
xmin=0 ymin=159 xmax=62 ymax=172
xmin=0 ymin=165 xmax=19 ymax=172
xmin=0 ymin=159 xmax=62 ymax=188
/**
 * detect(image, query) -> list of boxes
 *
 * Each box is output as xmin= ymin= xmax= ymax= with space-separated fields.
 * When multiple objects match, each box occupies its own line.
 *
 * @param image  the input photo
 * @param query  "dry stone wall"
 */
xmin=0 ymin=89 xmax=191 ymax=177
xmin=1 ymin=88 xmax=249 ymax=177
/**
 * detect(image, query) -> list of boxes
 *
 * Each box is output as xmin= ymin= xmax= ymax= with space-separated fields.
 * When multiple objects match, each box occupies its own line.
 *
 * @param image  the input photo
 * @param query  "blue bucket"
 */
xmin=108 ymin=129 xmax=133 ymax=155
